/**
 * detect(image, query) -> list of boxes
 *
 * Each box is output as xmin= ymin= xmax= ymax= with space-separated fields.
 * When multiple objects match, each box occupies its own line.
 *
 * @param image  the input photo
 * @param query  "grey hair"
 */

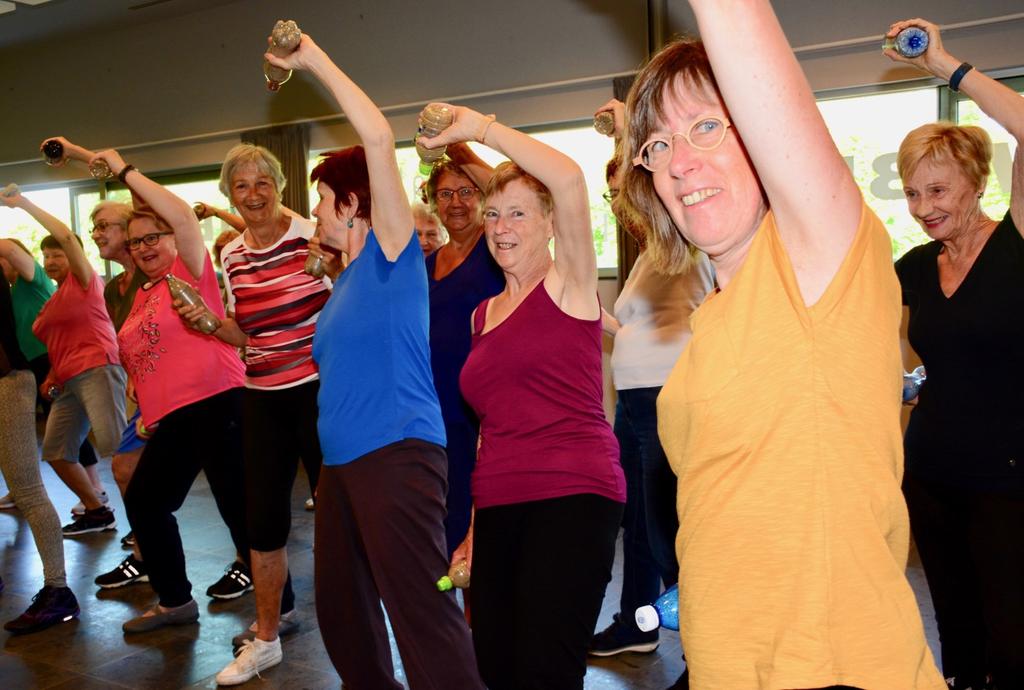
xmin=218 ymin=143 xmax=287 ymax=199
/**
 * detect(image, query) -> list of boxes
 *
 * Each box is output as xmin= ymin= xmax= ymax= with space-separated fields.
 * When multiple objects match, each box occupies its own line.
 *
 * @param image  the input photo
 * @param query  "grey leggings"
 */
xmin=0 ymin=369 xmax=66 ymax=588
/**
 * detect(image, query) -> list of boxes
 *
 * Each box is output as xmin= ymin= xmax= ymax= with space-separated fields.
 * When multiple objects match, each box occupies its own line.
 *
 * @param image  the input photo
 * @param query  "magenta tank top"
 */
xmin=459 ymin=281 xmax=625 ymax=509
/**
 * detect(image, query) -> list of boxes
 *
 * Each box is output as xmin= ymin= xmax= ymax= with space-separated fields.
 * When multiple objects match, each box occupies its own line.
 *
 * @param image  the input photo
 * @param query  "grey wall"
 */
xmin=1 ymin=0 xmax=1022 ymax=185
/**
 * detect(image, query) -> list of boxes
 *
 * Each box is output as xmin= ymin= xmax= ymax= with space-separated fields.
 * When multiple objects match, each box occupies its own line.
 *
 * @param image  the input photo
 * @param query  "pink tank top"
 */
xmin=118 ymin=254 xmax=245 ymax=426
xmin=32 ymin=272 xmax=119 ymax=385
xmin=460 ymin=282 xmax=625 ymax=509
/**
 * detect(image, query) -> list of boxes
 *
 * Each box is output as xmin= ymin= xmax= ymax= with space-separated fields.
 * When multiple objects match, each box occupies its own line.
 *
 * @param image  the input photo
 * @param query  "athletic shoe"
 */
xmin=121 ymin=530 xmax=136 ymax=548
xmin=304 ymin=497 xmax=315 ymax=511
xmin=588 ymin=614 xmax=660 ymax=656
xmin=232 ymin=609 xmax=300 ymax=648
xmin=62 ymin=507 xmax=116 ymax=536
xmin=0 ymin=492 xmax=16 ymax=509
xmin=122 ymin=599 xmax=198 ymax=633
xmin=70 ymin=491 xmax=109 ymax=517
xmin=3 ymin=585 xmax=80 ymax=634
xmin=216 ymin=637 xmax=282 ymax=685
xmin=95 ymin=555 xmax=149 ymax=589
xmin=206 ymin=561 xmax=253 ymax=600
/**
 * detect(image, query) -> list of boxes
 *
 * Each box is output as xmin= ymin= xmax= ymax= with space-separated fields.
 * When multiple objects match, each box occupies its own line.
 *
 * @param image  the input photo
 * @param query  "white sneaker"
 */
xmin=0 ymin=493 xmax=16 ymax=510
xmin=216 ymin=637 xmax=282 ymax=685
xmin=71 ymin=491 xmax=109 ymax=517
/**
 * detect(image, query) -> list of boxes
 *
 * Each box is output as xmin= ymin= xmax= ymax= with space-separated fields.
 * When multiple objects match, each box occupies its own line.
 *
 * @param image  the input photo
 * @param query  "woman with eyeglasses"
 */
xmin=617 ymin=2 xmax=945 ymax=688
xmin=587 ymin=101 xmax=713 ymax=687
xmin=422 ymin=145 xmax=504 ymax=557
xmin=1 ymin=175 xmax=126 ymax=537
xmin=418 ymin=103 xmax=626 ymax=689
xmin=82 ymin=147 xmax=250 ymax=636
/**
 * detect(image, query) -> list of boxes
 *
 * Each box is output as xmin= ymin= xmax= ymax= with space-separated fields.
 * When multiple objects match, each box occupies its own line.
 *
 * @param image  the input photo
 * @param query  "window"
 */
xmin=0 ymin=185 xmax=73 ymax=262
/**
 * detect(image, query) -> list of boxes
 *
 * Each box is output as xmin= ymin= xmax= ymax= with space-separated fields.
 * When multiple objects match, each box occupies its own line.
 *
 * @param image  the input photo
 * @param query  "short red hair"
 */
xmin=310 ymin=146 xmax=372 ymax=220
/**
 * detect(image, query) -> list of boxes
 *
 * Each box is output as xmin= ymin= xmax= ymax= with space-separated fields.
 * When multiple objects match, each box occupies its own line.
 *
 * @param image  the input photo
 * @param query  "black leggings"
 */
xmin=125 ymin=387 xmax=248 ymax=608
xmin=242 ymin=380 xmax=321 ymax=551
xmin=471 ymin=493 xmax=623 ymax=690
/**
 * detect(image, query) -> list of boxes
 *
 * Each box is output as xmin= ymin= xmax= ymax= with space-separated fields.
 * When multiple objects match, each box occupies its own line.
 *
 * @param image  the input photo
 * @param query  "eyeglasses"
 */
xmin=127 ymin=231 xmax=174 ymax=251
xmin=602 ymin=189 xmax=619 ymax=204
xmin=632 ymin=115 xmax=732 ymax=172
xmin=91 ymin=220 xmax=125 ymax=234
xmin=436 ymin=187 xmax=478 ymax=202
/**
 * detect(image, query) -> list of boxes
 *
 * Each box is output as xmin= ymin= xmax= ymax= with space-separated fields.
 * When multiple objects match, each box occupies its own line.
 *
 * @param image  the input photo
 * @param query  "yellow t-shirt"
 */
xmin=658 ymin=205 xmax=945 ymax=690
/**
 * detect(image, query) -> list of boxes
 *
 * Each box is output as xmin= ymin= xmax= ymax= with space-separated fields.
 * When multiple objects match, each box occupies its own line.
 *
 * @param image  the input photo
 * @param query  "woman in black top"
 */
xmin=887 ymin=18 xmax=1024 ymax=690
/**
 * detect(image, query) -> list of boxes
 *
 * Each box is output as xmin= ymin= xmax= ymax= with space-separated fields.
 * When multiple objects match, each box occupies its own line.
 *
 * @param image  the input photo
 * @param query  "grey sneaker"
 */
xmin=122 ymin=599 xmax=199 ymax=633
xmin=231 ymin=609 xmax=299 ymax=648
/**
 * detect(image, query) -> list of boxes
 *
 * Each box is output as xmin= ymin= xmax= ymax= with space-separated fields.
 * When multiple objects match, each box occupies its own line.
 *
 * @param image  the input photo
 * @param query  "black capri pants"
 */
xmin=243 ymin=379 xmax=322 ymax=552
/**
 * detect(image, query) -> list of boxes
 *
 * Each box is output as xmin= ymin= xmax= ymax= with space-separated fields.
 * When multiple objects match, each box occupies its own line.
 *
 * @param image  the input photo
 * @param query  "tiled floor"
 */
xmin=0 ymin=460 xmax=940 ymax=689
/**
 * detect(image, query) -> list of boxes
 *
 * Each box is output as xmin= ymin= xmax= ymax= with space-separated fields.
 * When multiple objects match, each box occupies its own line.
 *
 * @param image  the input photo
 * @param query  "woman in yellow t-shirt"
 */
xmin=618 ymin=2 xmax=946 ymax=689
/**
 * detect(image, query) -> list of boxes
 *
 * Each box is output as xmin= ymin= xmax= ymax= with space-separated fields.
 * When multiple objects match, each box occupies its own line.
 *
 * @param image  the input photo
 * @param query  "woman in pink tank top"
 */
xmin=422 ymin=107 xmax=625 ymax=689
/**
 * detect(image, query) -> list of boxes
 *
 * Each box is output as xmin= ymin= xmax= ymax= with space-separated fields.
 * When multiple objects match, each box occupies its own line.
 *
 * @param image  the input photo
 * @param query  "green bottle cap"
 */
xmin=436 ymin=576 xmax=453 ymax=592
xmin=419 ymin=160 xmax=435 ymax=177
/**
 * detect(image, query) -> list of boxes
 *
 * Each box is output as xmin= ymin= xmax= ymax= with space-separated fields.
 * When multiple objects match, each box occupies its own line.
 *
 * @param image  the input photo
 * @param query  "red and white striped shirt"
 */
xmin=222 ymin=217 xmax=331 ymax=390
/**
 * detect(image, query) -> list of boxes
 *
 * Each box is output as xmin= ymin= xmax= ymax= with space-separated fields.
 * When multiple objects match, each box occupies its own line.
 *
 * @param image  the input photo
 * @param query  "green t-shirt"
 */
xmin=11 ymin=262 xmax=55 ymax=362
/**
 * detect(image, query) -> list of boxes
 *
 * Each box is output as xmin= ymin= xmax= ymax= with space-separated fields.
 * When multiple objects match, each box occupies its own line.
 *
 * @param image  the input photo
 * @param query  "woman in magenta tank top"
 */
xmin=421 ymin=106 xmax=625 ymax=690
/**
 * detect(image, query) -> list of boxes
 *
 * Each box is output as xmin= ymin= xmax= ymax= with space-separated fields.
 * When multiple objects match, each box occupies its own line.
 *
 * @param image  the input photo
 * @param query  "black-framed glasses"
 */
xmin=91 ymin=220 xmax=125 ymax=234
xmin=632 ymin=115 xmax=732 ymax=172
xmin=602 ymin=189 xmax=619 ymax=204
xmin=436 ymin=186 xmax=478 ymax=202
xmin=127 ymin=231 xmax=174 ymax=251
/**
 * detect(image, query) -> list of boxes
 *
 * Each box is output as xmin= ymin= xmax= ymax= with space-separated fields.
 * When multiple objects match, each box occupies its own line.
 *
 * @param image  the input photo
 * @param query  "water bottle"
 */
xmin=902 ymin=365 xmax=926 ymax=403
xmin=415 ymin=104 xmax=454 ymax=176
xmin=883 ymin=26 xmax=929 ymax=58
xmin=436 ymin=559 xmax=471 ymax=592
xmin=635 ymin=584 xmax=679 ymax=632
xmin=165 ymin=274 xmax=221 ymax=334
xmin=89 ymin=159 xmax=114 ymax=181
xmin=45 ymin=383 xmax=62 ymax=401
xmin=594 ymin=111 xmax=616 ymax=137
xmin=42 ymin=139 xmax=65 ymax=166
xmin=264 ymin=20 xmax=302 ymax=92
xmin=304 ymin=250 xmax=327 ymax=279
xmin=193 ymin=202 xmax=207 ymax=220
xmin=1 ymin=183 xmax=17 ymax=198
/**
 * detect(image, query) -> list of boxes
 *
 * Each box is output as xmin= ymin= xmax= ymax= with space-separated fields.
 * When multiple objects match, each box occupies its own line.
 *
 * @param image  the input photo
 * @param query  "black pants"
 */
xmin=29 ymin=354 xmax=98 ymax=467
xmin=471 ymin=493 xmax=623 ymax=690
xmin=315 ymin=439 xmax=483 ymax=690
xmin=903 ymin=472 xmax=1024 ymax=689
xmin=125 ymin=388 xmax=248 ymax=608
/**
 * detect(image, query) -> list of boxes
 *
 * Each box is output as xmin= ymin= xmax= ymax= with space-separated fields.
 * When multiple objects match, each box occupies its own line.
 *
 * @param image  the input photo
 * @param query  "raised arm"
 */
xmin=446 ymin=142 xmax=496 ymax=191
xmin=688 ymin=0 xmax=862 ymax=297
xmin=420 ymin=105 xmax=597 ymax=299
xmin=0 ymin=237 xmax=37 ymax=282
xmin=885 ymin=18 xmax=1024 ymax=234
xmin=92 ymin=149 xmax=207 ymax=279
xmin=197 ymin=203 xmax=247 ymax=232
xmin=1 ymin=181 xmax=93 ymax=288
xmin=265 ymin=35 xmax=412 ymax=260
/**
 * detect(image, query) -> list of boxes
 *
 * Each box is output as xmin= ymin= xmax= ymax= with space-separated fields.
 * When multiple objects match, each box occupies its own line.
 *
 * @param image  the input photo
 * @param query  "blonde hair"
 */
xmin=897 ymin=122 xmax=992 ymax=191
xmin=89 ymin=200 xmax=133 ymax=226
xmin=620 ymin=37 xmax=720 ymax=275
xmin=218 ymin=143 xmax=287 ymax=199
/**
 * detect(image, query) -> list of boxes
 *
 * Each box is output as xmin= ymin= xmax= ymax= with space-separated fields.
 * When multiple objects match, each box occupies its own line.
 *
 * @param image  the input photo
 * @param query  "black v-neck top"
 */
xmin=896 ymin=211 xmax=1024 ymax=493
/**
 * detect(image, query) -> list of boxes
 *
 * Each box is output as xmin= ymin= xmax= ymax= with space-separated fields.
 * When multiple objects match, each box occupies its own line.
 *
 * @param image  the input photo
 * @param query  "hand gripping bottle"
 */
xmin=165 ymin=274 xmax=221 ymax=334
xmin=264 ymin=20 xmax=302 ymax=92
xmin=436 ymin=559 xmax=471 ymax=592
xmin=89 ymin=159 xmax=114 ymax=181
xmin=192 ymin=202 xmax=207 ymax=220
xmin=1 ymin=183 xmax=18 ymax=198
xmin=883 ymin=26 xmax=929 ymax=58
xmin=415 ymin=104 xmax=454 ymax=176
xmin=635 ymin=584 xmax=679 ymax=632
xmin=902 ymin=365 xmax=927 ymax=403
xmin=593 ymin=111 xmax=616 ymax=136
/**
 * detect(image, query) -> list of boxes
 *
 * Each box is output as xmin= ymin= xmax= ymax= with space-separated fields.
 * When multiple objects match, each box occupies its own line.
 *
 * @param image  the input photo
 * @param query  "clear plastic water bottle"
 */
xmin=902 ymin=365 xmax=926 ymax=403
xmin=883 ymin=26 xmax=929 ymax=58
xmin=193 ymin=202 xmax=207 ymax=220
xmin=165 ymin=274 xmax=220 ymax=334
xmin=89 ymin=159 xmax=114 ymax=181
xmin=635 ymin=584 xmax=679 ymax=632
xmin=436 ymin=559 xmax=471 ymax=592
xmin=594 ymin=111 xmax=616 ymax=137
xmin=304 ymin=251 xmax=327 ymax=279
xmin=415 ymin=104 xmax=454 ymax=176
xmin=1 ymin=183 xmax=18 ymax=198
xmin=264 ymin=20 xmax=302 ymax=92
xmin=42 ymin=139 xmax=65 ymax=166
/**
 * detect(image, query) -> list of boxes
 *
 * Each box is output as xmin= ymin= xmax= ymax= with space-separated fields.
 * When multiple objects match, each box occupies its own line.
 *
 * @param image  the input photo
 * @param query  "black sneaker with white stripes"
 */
xmin=206 ymin=561 xmax=254 ymax=600
xmin=95 ymin=555 xmax=149 ymax=589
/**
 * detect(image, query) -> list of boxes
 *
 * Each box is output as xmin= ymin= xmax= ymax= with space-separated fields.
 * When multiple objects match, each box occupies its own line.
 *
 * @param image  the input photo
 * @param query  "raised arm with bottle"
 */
xmin=419 ymin=105 xmax=598 ymax=320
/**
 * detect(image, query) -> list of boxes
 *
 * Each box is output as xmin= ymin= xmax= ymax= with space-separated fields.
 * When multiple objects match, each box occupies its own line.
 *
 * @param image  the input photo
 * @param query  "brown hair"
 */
xmin=897 ymin=122 xmax=992 ymax=191
xmin=424 ymin=158 xmax=479 ymax=214
xmin=620 ymin=37 xmax=720 ymax=274
xmin=483 ymin=162 xmax=553 ymax=218
xmin=127 ymin=210 xmax=173 ymax=234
